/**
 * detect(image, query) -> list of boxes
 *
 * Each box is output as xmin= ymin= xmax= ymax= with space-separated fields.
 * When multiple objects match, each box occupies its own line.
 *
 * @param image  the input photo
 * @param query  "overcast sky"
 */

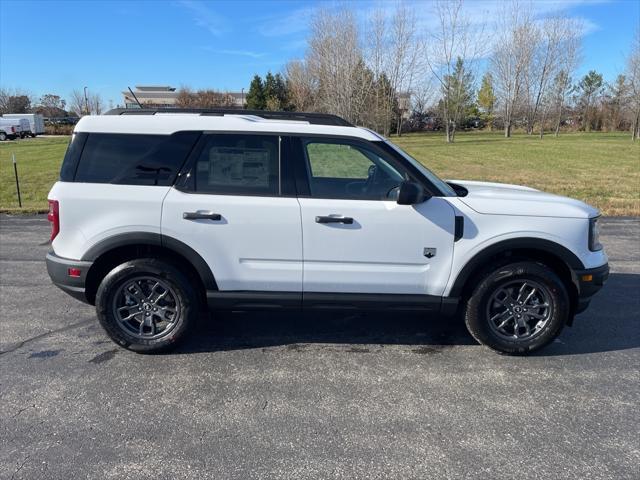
xmin=1 ymin=0 xmax=638 ymax=107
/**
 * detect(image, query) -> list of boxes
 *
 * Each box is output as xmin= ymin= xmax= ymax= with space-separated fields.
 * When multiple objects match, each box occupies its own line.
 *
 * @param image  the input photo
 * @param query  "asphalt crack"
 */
xmin=0 ymin=318 xmax=94 ymax=356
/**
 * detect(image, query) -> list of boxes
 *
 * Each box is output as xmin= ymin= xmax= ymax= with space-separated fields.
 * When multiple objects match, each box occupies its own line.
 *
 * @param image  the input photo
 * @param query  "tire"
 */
xmin=0 ymin=132 xmax=6 ymax=141
xmin=464 ymin=261 xmax=569 ymax=355
xmin=95 ymin=258 xmax=198 ymax=353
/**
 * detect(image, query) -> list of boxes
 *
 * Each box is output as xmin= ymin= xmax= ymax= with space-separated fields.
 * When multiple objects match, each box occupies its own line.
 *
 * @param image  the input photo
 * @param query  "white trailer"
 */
xmin=2 ymin=113 xmax=45 ymax=136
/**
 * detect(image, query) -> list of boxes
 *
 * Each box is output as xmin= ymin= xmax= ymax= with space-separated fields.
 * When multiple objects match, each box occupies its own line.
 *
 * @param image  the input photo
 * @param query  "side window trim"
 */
xmin=176 ymin=132 xmax=286 ymax=197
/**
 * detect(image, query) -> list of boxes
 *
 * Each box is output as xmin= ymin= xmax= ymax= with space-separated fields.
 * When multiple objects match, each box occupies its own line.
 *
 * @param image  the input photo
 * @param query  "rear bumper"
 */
xmin=45 ymin=251 xmax=93 ymax=304
xmin=574 ymin=263 xmax=609 ymax=313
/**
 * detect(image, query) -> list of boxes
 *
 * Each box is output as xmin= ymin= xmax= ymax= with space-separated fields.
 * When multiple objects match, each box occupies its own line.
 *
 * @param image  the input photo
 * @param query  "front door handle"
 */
xmin=315 ymin=215 xmax=354 ymax=225
xmin=183 ymin=210 xmax=222 ymax=221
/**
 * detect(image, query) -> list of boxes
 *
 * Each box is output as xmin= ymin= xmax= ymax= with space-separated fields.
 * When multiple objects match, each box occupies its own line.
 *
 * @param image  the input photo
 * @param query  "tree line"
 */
xmin=250 ymin=1 xmax=640 ymax=141
xmin=3 ymin=1 xmax=637 ymax=141
xmin=0 ymin=88 xmax=106 ymax=117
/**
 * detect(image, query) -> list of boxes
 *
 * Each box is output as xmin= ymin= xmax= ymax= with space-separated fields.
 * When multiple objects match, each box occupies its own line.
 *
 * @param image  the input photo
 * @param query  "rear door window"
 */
xmin=190 ymin=134 xmax=280 ymax=196
xmin=73 ymin=132 xmax=199 ymax=185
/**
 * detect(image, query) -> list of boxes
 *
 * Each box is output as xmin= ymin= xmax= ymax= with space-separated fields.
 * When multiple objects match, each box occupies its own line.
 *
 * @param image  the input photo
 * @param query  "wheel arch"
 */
xmin=82 ymin=233 xmax=216 ymax=305
xmin=449 ymin=238 xmax=582 ymax=315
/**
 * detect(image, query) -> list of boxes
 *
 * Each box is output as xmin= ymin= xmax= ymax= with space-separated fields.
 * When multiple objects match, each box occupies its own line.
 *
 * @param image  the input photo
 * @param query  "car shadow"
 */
xmin=534 ymin=272 xmax=640 ymax=356
xmin=174 ymin=273 xmax=639 ymax=356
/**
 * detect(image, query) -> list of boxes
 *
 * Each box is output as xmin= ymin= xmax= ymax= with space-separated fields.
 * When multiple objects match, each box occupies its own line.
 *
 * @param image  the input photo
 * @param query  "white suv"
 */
xmin=46 ymin=109 xmax=609 ymax=354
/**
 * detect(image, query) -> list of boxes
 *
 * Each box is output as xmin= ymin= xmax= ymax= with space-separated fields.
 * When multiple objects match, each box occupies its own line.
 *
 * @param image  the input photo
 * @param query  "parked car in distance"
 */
xmin=0 ymin=119 xmax=19 ymax=141
xmin=46 ymin=108 xmax=609 ymax=355
xmin=2 ymin=113 xmax=45 ymax=137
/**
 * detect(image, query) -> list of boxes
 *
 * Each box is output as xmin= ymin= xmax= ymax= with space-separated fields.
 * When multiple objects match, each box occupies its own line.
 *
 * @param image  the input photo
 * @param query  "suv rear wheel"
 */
xmin=95 ymin=258 xmax=197 ymax=353
xmin=464 ymin=261 xmax=569 ymax=355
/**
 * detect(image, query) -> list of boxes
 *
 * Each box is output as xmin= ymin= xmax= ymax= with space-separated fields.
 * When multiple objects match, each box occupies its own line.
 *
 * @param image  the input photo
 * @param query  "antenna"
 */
xmin=127 ymin=87 xmax=143 ymax=108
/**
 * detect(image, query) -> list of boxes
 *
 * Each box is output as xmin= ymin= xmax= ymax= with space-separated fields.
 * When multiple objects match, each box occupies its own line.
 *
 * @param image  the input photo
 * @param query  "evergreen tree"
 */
xmin=441 ymin=57 xmax=474 ymax=141
xmin=246 ymin=74 xmax=266 ymax=110
xmin=577 ymin=70 xmax=604 ymax=132
xmin=477 ymin=72 xmax=496 ymax=129
xmin=264 ymin=72 xmax=288 ymax=110
xmin=604 ymin=74 xmax=628 ymax=131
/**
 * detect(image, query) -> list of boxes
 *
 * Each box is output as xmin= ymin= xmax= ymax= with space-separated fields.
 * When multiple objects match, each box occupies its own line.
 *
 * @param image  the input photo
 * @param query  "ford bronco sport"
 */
xmin=46 ymin=108 xmax=609 ymax=354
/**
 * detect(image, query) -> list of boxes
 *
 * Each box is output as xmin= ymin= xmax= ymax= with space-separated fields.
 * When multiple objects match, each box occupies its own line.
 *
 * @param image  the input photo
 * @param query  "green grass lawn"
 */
xmin=393 ymin=131 xmax=640 ymax=216
xmin=1 ymin=136 xmax=70 ymax=213
xmin=1 ymin=132 xmax=639 ymax=215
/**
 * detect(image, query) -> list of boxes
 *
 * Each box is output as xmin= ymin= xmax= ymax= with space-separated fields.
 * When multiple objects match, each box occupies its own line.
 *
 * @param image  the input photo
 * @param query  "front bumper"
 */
xmin=45 ymin=251 xmax=93 ymax=304
xmin=573 ymin=263 xmax=609 ymax=313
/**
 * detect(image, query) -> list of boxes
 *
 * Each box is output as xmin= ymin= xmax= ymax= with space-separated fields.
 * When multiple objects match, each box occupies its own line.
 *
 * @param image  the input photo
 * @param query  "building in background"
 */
xmin=122 ymin=85 xmax=246 ymax=109
xmin=122 ymin=86 xmax=179 ymax=108
xmin=398 ymin=92 xmax=411 ymax=120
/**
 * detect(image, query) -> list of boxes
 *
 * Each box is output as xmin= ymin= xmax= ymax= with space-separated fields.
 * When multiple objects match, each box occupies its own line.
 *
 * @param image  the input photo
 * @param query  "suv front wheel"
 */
xmin=95 ymin=258 xmax=197 ymax=353
xmin=464 ymin=261 xmax=570 ymax=355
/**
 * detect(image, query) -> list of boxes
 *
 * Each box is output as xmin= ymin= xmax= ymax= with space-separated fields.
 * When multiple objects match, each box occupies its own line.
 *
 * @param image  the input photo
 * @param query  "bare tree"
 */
xmin=90 ymin=92 xmax=104 ymax=115
xmin=284 ymin=59 xmax=317 ymax=112
xmin=175 ymin=87 xmax=237 ymax=108
xmin=627 ymin=29 xmax=640 ymax=140
xmin=552 ymin=21 xmax=581 ymax=136
xmin=0 ymin=88 xmax=34 ymax=114
xmin=306 ymin=7 xmax=373 ymax=125
xmin=522 ymin=16 xmax=582 ymax=136
xmin=425 ymin=0 xmax=486 ymax=142
xmin=491 ymin=2 xmax=536 ymax=137
xmin=367 ymin=3 xmax=421 ymax=136
xmin=0 ymin=88 xmax=9 ymax=113
xmin=69 ymin=89 xmax=104 ymax=115
xmin=69 ymin=89 xmax=87 ymax=116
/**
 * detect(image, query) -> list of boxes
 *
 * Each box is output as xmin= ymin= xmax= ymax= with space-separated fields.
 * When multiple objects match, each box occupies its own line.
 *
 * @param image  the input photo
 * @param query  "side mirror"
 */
xmin=397 ymin=181 xmax=428 ymax=205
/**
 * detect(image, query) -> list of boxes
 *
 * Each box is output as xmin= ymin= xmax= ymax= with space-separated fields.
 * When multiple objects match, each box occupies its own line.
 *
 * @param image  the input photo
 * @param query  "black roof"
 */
xmin=104 ymin=108 xmax=353 ymax=127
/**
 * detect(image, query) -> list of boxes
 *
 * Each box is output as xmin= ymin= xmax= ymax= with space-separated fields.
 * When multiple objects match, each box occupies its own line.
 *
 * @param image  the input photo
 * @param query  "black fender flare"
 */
xmin=82 ymin=232 xmax=217 ymax=290
xmin=448 ymin=237 xmax=584 ymax=297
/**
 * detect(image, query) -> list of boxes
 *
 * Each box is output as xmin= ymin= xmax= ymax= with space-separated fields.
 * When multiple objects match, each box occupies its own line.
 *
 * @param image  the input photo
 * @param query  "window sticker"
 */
xmin=208 ymin=147 xmax=270 ymax=187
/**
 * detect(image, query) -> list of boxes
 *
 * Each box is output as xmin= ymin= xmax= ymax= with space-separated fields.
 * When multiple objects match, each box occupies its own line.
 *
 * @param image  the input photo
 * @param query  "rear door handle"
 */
xmin=315 ymin=215 xmax=354 ymax=224
xmin=183 ymin=210 xmax=222 ymax=221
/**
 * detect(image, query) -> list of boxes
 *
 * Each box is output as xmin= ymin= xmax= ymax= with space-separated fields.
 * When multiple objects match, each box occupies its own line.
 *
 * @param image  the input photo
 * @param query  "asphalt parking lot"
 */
xmin=1 ymin=215 xmax=638 ymax=479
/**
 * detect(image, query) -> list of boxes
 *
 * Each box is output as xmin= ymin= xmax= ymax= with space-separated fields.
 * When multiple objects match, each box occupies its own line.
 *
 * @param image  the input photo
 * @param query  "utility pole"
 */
xmin=84 ymin=86 xmax=89 ymax=116
xmin=241 ymin=88 xmax=245 ymax=109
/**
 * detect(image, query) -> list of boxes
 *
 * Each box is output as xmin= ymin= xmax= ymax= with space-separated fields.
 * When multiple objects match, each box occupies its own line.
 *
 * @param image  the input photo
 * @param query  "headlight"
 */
xmin=589 ymin=217 xmax=602 ymax=251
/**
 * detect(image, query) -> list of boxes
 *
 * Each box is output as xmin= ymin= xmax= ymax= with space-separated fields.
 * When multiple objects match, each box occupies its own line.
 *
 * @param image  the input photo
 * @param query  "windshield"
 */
xmin=383 ymin=140 xmax=457 ymax=197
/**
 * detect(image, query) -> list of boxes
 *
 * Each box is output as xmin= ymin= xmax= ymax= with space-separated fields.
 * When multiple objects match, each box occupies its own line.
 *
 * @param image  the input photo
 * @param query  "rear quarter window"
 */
xmin=59 ymin=132 xmax=88 ymax=181
xmin=72 ymin=132 xmax=200 ymax=185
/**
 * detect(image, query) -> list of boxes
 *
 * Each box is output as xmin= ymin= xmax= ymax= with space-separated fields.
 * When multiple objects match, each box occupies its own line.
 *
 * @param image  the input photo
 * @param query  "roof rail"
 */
xmin=103 ymin=108 xmax=353 ymax=127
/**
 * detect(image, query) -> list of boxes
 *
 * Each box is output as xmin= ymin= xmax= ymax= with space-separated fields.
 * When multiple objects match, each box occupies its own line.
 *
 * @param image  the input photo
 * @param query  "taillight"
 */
xmin=68 ymin=268 xmax=81 ymax=278
xmin=48 ymin=200 xmax=59 ymax=241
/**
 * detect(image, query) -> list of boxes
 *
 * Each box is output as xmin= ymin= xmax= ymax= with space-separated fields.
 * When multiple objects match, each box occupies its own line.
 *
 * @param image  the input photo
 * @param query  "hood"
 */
xmin=448 ymin=180 xmax=599 ymax=219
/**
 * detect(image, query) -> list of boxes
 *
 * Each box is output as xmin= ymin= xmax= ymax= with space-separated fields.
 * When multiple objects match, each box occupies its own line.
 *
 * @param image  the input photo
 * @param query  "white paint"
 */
xmin=298 ymin=197 xmax=456 ymax=295
xmin=73 ymin=114 xmax=380 ymax=141
xmin=161 ymin=188 xmax=303 ymax=291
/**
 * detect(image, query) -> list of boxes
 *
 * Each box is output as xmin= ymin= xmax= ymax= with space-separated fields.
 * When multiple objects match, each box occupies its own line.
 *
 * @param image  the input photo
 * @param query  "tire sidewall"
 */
xmin=465 ymin=261 xmax=570 ymax=355
xmin=95 ymin=259 xmax=196 ymax=353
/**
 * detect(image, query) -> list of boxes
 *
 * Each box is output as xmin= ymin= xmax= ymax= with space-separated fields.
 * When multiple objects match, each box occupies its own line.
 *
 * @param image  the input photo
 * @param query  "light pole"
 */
xmin=241 ymin=88 xmax=245 ymax=109
xmin=83 ymin=86 xmax=89 ymax=116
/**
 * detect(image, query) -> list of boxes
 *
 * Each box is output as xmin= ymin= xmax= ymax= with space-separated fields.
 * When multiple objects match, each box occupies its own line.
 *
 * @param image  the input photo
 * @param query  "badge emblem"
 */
xmin=423 ymin=248 xmax=436 ymax=259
